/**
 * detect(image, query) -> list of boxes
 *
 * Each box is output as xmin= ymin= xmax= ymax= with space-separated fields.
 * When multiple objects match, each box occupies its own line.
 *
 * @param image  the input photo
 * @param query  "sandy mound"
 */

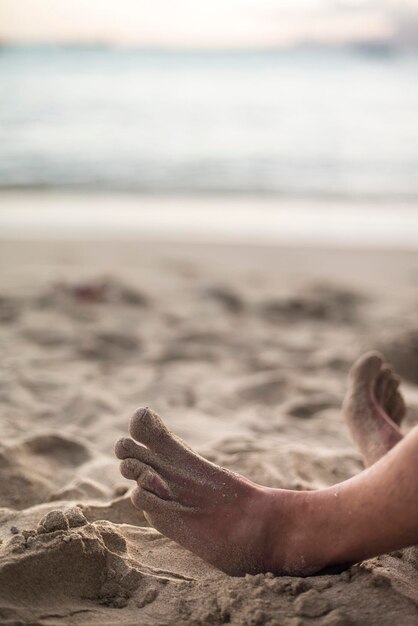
xmin=1 ymin=505 xmax=417 ymax=626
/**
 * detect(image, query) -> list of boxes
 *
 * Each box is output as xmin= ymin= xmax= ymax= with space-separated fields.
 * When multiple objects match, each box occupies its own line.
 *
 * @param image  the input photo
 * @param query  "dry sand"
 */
xmin=0 ymin=239 xmax=417 ymax=626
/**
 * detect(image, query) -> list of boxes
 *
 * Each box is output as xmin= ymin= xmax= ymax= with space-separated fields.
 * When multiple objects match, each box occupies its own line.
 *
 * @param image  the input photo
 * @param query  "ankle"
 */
xmin=263 ymin=487 xmax=343 ymax=576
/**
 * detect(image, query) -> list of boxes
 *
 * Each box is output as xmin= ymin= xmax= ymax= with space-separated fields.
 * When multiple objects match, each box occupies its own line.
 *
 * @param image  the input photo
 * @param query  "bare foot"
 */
xmin=342 ymin=351 xmax=406 ymax=466
xmin=115 ymin=408 xmax=331 ymax=576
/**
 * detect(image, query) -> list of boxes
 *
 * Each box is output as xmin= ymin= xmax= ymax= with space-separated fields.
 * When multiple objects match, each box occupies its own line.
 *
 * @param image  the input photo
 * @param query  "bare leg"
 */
xmin=342 ymin=351 xmax=405 ymax=466
xmin=319 ymin=424 xmax=418 ymax=566
xmin=115 ymin=403 xmax=418 ymax=576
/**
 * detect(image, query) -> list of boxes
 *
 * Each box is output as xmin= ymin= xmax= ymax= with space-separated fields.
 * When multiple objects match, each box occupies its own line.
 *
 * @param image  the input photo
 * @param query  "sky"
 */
xmin=0 ymin=0 xmax=417 ymax=48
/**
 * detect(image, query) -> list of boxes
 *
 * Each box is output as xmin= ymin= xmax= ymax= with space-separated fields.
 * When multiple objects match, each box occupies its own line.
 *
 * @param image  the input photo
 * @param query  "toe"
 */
xmin=139 ymin=469 xmax=173 ymax=500
xmin=375 ymin=366 xmax=400 ymax=401
xmin=120 ymin=458 xmax=172 ymax=499
xmin=388 ymin=391 xmax=406 ymax=426
xmin=385 ymin=376 xmax=400 ymax=401
xmin=375 ymin=367 xmax=392 ymax=403
xmin=129 ymin=407 xmax=184 ymax=455
xmin=381 ymin=376 xmax=400 ymax=412
xmin=120 ymin=457 xmax=148 ymax=481
xmin=131 ymin=485 xmax=165 ymax=513
xmin=349 ymin=351 xmax=384 ymax=387
xmin=115 ymin=437 xmax=159 ymax=467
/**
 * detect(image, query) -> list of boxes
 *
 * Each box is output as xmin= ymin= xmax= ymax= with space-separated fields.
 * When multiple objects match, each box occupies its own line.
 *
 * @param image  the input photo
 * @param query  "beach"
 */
xmin=0 ymin=225 xmax=417 ymax=625
xmin=2 ymin=5 xmax=418 ymax=624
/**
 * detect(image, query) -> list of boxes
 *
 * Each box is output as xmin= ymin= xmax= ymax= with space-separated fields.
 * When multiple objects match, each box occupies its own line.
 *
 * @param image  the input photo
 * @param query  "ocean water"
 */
xmin=0 ymin=46 xmax=418 ymax=200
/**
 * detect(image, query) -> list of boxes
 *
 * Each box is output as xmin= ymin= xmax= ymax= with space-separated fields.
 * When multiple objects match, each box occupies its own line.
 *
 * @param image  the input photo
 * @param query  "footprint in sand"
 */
xmin=0 ymin=294 xmax=21 ymax=323
xmin=230 ymin=371 xmax=287 ymax=407
xmin=77 ymin=328 xmax=141 ymax=361
xmin=284 ymin=394 xmax=340 ymax=419
xmin=39 ymin=277 xmax=148 ymax=308
xmin=259 ymin=284 xmax=364 ymax=324
xmin=0 ymin=434 xmax=91 ymax=509
xmin=378 ymin=328 xmax=418 ymax=385
xmin=20 ymin=314 xmax=77 ymax=347
xmin=202 ymin=285 xmax=245 ymax=314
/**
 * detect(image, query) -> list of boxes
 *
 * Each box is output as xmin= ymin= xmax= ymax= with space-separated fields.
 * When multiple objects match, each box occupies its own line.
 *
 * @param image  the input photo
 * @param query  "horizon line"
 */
xmin=0 ymin=39 xmax=410 ymax=53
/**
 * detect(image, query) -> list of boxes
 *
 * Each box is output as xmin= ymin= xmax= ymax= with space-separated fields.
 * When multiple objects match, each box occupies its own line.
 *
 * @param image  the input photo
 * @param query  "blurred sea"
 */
xmin=1 ymin=45 xmax=418 ymax=201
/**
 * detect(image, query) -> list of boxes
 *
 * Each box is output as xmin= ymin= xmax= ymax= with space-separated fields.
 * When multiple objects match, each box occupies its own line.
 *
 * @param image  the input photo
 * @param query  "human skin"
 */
xmin=115 ymin=352 xmax=418 ymax=576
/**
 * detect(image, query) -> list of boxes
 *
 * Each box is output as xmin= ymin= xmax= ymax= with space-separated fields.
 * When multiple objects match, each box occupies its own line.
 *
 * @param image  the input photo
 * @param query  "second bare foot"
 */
xmin=342 ymin=352 xmax=406 ymax=466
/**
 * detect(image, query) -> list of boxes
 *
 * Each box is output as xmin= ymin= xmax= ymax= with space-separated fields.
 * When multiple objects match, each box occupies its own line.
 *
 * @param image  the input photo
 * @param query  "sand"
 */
xmin=0 ymin=238 xmax=417 ymax=626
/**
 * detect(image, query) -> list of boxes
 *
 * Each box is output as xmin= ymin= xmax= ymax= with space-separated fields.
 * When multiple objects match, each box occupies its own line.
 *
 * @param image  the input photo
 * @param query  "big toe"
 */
xmin=349 ymin=351 xmax=384 ymax=390
xmin=129 ymin=407 xmax=177 ymax=454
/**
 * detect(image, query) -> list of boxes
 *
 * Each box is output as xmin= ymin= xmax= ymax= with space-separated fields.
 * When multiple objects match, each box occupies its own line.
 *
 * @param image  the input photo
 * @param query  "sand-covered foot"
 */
xmin=342 ymin=352 xmax=406 ymax=466
xmin=115 ymin=408 xmax=327 ymax=577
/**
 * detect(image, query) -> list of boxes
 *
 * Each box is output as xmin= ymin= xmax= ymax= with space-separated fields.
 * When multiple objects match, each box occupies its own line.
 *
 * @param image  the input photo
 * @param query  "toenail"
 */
xmin=134 ymin=407 xmax=149 ymax=420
